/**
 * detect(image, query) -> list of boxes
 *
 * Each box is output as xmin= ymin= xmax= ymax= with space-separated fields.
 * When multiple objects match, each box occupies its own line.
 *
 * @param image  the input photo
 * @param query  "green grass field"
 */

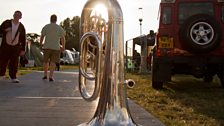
xmin=126 ymin=73 xmax=224 ymax=126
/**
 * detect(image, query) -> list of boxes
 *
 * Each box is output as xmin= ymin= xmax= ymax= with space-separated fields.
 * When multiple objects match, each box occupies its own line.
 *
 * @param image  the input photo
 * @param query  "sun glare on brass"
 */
xmin=78 ymin=0 xmax=138 ymax=126
xmin=92 ymin=4 xmax=108 ymax=21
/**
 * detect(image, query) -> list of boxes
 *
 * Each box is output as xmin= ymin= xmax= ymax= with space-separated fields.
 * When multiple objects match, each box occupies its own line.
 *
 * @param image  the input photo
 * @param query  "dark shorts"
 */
xmin=43 ymin=49 xmax=60 ymax=63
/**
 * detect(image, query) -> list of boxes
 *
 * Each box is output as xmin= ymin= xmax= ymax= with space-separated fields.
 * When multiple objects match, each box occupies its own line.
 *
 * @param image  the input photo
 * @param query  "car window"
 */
xmin=222 ymin=6 xmax=224 ymax=22
xmin=162 ymin=7 xmax=172 ymax=24
xmin=178 ymin=2 xmax=214 ymax=24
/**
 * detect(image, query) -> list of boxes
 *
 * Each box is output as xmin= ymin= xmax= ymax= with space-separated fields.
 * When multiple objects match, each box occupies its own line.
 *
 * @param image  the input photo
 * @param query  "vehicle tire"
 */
xmin=152 ymin=81 xmax=163 ymax=90
xmin=151 ymin=51 xmax=163 ymax=89
xmin=180 ymin=14 xmax=222 ymax=53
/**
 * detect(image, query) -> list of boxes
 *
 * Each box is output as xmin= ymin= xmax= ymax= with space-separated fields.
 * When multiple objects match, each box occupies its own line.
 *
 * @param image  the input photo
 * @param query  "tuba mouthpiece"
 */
xmin=125 ymin=79 xmax=136 ymax=89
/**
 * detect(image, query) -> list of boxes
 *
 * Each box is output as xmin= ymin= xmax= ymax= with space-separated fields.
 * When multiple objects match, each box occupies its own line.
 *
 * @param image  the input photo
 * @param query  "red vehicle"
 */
xmin=152 ymin=0 xmax=224 ymax=89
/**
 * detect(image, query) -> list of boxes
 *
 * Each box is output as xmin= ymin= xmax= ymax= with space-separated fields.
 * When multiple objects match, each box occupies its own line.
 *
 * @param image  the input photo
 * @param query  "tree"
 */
xmin=60 ymin=16 xmax=80 ymax=51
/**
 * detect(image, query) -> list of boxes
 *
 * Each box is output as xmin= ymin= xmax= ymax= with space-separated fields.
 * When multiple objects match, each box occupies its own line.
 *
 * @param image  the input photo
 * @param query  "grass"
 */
xmin=126 ymin=72 xmax=224 ymax=126
xmin=15 ymin=65 xmax=224 ymax=126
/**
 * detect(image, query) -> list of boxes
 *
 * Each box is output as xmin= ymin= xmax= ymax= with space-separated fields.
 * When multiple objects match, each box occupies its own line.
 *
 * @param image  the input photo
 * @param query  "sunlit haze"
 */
xmin=0 ymin=0 xmax=160 ymax=44
xmin=92 ymin=4 xmax=108 ymax=21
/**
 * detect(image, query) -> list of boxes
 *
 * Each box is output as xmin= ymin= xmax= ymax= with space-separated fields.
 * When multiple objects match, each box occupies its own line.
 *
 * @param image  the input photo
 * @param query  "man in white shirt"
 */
xmin=0 ymin=10 xmax=26 ymax=83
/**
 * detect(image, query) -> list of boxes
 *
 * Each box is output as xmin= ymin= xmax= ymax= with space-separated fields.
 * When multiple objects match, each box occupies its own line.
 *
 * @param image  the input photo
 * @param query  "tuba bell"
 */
xmin=79 ymin=0 xmax=138 ymax=125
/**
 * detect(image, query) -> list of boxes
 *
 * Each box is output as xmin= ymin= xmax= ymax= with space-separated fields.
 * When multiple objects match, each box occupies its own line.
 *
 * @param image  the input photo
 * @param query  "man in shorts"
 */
xmin=40 ymin=14 xmax=65 ymax=81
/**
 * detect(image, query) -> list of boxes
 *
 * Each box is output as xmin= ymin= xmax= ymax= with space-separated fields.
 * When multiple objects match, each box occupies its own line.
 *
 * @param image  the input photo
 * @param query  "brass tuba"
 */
xmin=79 ymin=0 xmax=137 ymax=125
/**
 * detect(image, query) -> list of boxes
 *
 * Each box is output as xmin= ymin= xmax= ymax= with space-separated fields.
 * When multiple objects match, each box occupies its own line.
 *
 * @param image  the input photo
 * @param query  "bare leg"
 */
xmin=43 ymin=62 xmax=49 ymax=77
xmin=49 ymin=62 xmax=55 ymax=79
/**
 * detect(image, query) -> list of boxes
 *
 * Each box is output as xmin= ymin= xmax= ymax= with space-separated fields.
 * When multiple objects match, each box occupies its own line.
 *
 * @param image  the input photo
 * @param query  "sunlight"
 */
xmin=91 ymin=4 xmax=108 ymax=21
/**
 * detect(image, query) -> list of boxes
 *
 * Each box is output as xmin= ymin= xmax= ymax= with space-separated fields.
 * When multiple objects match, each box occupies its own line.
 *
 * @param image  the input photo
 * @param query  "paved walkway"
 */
xmin=0 ymin=70 xmax=165 ymax=126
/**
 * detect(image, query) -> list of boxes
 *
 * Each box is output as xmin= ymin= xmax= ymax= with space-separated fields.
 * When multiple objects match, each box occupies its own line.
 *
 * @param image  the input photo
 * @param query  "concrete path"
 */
xmin=0 ymin=71 xmax=165 ymax=126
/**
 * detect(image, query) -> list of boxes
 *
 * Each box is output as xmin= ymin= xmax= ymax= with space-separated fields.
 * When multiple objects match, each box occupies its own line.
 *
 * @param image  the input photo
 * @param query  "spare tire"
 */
xmin=180 ymin=14 xmax=222 ymax=53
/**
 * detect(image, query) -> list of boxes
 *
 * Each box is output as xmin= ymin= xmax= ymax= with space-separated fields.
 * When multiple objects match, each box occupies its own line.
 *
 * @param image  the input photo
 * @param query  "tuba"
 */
xmin=79 ymin=0 xmax=137 ymax=125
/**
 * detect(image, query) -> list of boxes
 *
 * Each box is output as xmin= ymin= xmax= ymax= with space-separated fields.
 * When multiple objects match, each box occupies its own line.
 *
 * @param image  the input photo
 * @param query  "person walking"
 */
xmin=0 ymin=10 xmax=26 ymax=83
xmin=40 ymin=14 xmax=65 ymax=82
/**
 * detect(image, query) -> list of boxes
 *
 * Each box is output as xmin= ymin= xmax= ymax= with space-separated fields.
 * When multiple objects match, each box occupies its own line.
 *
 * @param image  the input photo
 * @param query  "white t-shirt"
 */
xmin=5 ymin=21 xmax=20 ymax=46
xmin=11 ymin=21 xmax=20 ymax=39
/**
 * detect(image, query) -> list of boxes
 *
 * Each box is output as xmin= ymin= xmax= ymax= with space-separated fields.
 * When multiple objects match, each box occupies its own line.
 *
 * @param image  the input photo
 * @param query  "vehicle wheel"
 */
xmin=180 ymin=14 xmax=222 ymax=53
xmin=152 ymin=81 xmax=163 ymax=90
xmin=151 ymin=51 xmax=163 ymax=89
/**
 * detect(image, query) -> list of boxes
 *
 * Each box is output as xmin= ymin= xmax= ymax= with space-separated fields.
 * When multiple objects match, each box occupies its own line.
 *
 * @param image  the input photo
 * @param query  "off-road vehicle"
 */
xmin=152 ymin=0 xmax=224 ymax=89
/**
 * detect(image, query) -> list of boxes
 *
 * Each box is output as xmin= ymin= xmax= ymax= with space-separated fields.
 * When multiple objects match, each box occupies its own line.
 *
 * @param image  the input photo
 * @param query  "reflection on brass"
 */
xmin=78 ymin=0 xmax=138 ymax=125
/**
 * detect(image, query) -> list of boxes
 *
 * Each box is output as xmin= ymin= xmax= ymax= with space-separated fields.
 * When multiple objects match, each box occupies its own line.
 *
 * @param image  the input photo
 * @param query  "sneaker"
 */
xmin=42 ymin=76 xmax=47 ymax=80
xmin=11 ymin=78 xmax=20 ymax=83
xmin=49 ymin=78 xmax=54 ymax=82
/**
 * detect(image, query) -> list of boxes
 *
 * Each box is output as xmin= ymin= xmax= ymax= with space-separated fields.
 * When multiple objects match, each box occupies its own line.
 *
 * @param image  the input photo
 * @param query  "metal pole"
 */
xmin=125 ymin=38 xmax=134 ymax=72
xmin=138 ymin=7 xmax=147 ymax=73
xmin=125 ymin=40 xmax=128 ymax=72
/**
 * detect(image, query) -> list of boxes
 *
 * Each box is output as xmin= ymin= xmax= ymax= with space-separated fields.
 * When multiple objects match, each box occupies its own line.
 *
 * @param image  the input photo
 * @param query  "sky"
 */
xmin=0 ymin=0 xmax=160 ymax=45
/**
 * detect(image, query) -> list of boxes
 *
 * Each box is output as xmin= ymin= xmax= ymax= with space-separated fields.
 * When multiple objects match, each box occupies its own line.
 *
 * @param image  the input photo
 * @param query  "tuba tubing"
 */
xmin=79 ymin=32 xmax=102 ymax=101
xmin=125 ymin=79 xmax=135 ymax=89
